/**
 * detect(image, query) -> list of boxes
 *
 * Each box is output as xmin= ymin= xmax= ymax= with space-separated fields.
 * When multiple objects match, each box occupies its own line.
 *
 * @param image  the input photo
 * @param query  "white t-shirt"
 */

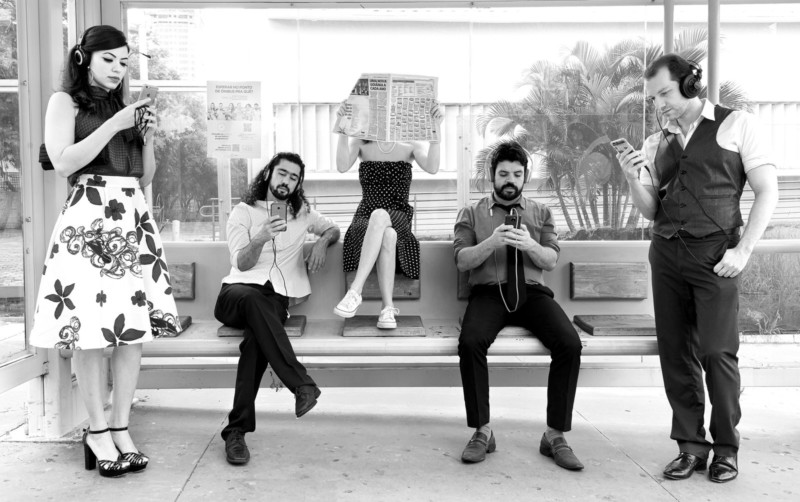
xmin=222 ymin=200 xmax=337 ymax=298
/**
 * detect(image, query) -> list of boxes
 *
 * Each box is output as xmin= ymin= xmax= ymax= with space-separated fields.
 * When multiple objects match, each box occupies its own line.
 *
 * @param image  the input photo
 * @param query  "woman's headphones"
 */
xmin=679 ymin=61 xmax=703 ymax=99
xmin=73 ymin=27 xmax=92 ymax=67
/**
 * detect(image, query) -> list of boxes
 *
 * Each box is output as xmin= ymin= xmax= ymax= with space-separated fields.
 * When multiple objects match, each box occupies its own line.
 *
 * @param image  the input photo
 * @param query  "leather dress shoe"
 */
xmin=709 ymin=454 xmax=738 ymax=483
xmin=539 ymin=434 xmax=584 ymax=470
xmin=461 ymin=431 xmax=496 ymax=463
xmin=225 ymin=430 xmax=250 ymax=465
xmin=295 ymin=385 xmax=321 ymax=418
xmin=663 ymin=452 xmax=707 ymax=480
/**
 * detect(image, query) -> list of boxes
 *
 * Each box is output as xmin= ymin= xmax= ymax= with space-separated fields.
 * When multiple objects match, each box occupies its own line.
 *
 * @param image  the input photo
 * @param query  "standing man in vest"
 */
xmin=618 ymin=54 xmax=778 ymax=483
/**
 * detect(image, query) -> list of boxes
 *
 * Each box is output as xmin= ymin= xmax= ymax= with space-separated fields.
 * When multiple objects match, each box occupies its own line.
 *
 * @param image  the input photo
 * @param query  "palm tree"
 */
xmin=475 ymin=28 xmax=752 ymax=238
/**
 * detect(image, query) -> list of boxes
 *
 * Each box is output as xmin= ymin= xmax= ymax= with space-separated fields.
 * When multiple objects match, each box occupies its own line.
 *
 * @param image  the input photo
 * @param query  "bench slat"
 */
xmin=138 ymin=321 xmax=658 ymax=358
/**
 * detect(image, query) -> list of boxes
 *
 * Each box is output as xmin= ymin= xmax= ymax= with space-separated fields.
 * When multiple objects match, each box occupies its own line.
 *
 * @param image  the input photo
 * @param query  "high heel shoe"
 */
xmin=109 ymin=426 xmax=149 ymax=472
xmin=83 ymin=428 xmax=130 ymax=477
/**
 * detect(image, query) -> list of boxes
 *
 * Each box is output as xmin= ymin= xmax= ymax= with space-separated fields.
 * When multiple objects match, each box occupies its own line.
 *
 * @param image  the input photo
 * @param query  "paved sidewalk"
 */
xmin=1 ymin=387 xmax=798 ymax=502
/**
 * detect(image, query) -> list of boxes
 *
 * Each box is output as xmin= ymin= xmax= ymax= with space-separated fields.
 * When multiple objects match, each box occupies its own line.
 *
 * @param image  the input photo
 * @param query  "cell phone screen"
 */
xmin=610 ymin=138 xmax=631 ymax=154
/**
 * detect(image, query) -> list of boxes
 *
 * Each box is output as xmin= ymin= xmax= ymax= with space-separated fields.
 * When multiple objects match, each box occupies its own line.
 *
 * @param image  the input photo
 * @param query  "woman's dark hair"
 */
xmin=490 ymin=141 xmax=529 ymax=180
xmin=242 ymin=152 xmax=309 ymax=217
xmin=63 ymin=25 xmax=129 ymax=113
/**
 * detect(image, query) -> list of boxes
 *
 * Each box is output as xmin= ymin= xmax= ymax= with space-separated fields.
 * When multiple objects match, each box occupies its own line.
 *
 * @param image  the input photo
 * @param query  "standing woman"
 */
xmin=30 ymin=25 xmax=181 ymax=477
xmin=333 ymin=104 xmax=443 ymax=328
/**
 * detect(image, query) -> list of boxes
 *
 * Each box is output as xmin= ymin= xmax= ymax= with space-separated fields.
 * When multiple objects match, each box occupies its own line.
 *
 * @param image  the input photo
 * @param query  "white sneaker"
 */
xmin=377 ymin=306 xmax=400 ymax=329
xmin=334 ymin=289 xmax=362 ymax=318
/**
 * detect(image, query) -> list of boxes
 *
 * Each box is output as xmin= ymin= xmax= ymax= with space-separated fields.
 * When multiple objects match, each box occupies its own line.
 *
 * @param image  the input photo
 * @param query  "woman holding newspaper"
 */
xmin=333 ymin=102 xmax=443 ymax=329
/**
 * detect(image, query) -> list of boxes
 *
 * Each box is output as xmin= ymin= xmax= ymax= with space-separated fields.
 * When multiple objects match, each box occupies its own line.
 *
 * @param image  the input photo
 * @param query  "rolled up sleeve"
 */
xmin=226 ymin=204 xmax=252 ymax=268
xmin=307 ymin=208 xmax=338 ymax=236
xmin=453 ymin=206 xmax=477 ymax=262
xmin=736 ymin=111 xmax=776 ymax=172
xmin=539 ymin=205 xmax=560 ymax=255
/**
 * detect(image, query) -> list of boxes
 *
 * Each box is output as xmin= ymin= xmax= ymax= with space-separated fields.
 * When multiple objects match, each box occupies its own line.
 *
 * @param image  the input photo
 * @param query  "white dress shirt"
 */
xmin=640 ymin=99 xmax=775 ymax=188
xmin=221 ymin=200 xmax=337 ymax=298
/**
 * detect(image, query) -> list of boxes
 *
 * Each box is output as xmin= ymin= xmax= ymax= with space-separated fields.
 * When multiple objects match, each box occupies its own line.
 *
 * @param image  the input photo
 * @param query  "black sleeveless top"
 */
xmin=69 ymin=86 xmax=144 ymax=185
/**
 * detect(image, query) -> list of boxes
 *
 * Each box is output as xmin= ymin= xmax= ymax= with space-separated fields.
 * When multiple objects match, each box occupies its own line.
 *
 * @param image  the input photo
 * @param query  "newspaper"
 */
xmin=333 ymin=73 xmax=439 ymax=142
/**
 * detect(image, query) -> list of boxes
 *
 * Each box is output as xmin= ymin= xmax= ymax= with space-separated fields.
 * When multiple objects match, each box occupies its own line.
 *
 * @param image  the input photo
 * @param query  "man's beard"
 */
xmin=494 ymin=182 xmax=522 ymax=201
xmin=270 ymin=183 xmax=292 ymax=201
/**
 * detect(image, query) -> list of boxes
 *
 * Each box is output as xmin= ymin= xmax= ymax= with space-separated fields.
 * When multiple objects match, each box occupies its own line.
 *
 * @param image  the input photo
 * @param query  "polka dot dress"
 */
xmin=343 ymin=161 xmax=420 ymax=279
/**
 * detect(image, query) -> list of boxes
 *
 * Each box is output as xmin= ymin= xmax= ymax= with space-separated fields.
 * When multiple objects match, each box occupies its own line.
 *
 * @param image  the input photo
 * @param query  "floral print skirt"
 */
xmin=30 ymin=174 xmax=181 ymax=350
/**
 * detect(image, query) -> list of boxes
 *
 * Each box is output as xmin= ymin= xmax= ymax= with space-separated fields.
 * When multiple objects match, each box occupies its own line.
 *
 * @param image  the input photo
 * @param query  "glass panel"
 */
xmin=149 ymin=90 xmax=219 ymax=242
xmin=296 ymin=9 xmax=467 ymax=239
xmin=0 ymin=0 xmax=24 ymax=363
xmin=471 ymin=6 xmax=657 ymax=240
xmin=719 ymin=3 xmax=800 ymax=334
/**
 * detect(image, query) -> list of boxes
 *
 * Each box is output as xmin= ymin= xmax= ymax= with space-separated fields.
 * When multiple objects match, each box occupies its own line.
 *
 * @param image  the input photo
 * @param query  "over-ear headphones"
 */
xmin=679 ymin=61 xmax=703 ymax=99
xmin=73 ymin=27 xmax=92 ymax=67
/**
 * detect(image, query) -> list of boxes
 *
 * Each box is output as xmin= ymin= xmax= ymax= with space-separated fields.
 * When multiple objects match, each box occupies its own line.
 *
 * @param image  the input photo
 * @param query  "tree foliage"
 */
xmin=475 ymin=29 xmax=753 ymax=238
xmin=128 ymin=24 xmax=217 ymax=223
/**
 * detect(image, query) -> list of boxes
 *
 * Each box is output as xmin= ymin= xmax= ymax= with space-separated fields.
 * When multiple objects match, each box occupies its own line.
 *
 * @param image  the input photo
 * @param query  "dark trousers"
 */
xmin=215 ymin=282 xmax=315 ymax=440
xmin=458 ymin=283 xmax=582 ymax=431
xmin=650 ymin=232 xmax=742 ymax=457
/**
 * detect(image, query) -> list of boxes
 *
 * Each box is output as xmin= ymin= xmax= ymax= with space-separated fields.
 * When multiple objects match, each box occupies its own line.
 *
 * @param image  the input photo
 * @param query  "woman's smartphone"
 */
xmin=137 ymin=84 xmax=158 ymax=104
xmin=271 ymin=202 xmax=287 ymax=231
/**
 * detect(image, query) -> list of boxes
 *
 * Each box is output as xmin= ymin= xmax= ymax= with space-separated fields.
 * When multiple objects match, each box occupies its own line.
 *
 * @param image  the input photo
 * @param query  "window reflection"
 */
xmin=124 ymin=4 xmax=800 ymax=242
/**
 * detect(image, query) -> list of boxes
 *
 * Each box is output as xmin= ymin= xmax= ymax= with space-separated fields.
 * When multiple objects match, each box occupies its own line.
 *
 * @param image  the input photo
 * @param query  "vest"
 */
xmin=652 ymin=105 xmax=745 ymax=238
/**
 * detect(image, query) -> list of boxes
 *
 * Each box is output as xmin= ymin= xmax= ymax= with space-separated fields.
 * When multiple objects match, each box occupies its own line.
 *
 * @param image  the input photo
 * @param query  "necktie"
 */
xmin=501 ymin=204 xmax=526 ymax=311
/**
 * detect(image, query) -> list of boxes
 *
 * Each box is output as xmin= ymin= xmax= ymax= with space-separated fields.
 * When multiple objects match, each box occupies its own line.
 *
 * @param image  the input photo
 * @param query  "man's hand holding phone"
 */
xmin=502 ymin=216 xmax=534 ymax=251
xmin=270 ymin=202 xmax=288 ymax=232
xmin=611 ymin=138 xmax=647 ymax=182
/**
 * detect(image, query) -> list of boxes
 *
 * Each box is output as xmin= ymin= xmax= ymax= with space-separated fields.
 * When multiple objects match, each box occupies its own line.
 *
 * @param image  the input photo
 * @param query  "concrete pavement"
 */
xmin=1 ymin=386 xmax=798 ymax=501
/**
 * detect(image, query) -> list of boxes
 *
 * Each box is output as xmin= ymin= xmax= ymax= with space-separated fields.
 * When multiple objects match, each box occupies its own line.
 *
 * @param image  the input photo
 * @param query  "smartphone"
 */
xmin=611 ymin=138 xmax=644 ymax=166
xmin=271 ymin=202 xmax=287 ymax=232
xmin=504 ymin=214 xmax=520 ymax=229
xmin=610 ymin=137 xmax=633 ymax=154
xmin=137 ymin=84 xmax=158 ymax=104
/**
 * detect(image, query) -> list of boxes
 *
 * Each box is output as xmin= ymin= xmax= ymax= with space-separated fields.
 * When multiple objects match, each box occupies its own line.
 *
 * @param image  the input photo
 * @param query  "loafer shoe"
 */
xmin=709 ymin=454 xmax=738 ymax=483
xmin=663 ymin=452 xmax=707 ymax=480
xmin=225 ymin=430 xmax=250 ymax=465
xmin=461 ymin=431 xmax=496 ymax=463
xmin=295 ymin=385 xmax=321 ymax=418
xmin=539 ymin=433 xmax=584 ymax=470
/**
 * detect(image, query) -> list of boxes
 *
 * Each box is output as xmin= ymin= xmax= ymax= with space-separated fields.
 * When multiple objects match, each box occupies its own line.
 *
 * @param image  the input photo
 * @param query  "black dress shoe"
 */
xmin=225 ymin=430 xmax=250 ymax=465
xmin=539 ymin=434 xmax=584 ymax=470
xmin=295 ymin=385 xmax=321 ymax=418
xmin=461 ymin=431 xmax=496 ymax=463
xmin=663 ymin=452 xmax=707 ymax=480
xmin=709 ymin=454 xmax=738 ymax=483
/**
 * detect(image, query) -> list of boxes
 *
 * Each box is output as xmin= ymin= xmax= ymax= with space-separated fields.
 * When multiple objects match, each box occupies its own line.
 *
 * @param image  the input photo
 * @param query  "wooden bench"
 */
xmin=136 ymin=316 xmax=663 ymax=389
xmin=128 ymin=259 xmax=666 ymax=389
xmin=107 ymin=241 xmax=800 ymax=390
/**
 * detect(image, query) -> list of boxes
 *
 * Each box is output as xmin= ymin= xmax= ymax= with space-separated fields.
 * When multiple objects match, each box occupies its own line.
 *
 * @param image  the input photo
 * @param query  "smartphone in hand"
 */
xmin=611 ymin=138 xmax=644 ymax=166
xmin=137 ymin=84 xmax=159 ymax=104
xmin=504 ymin=214 xmax=520 ymax=229
xmin=271 ymin=202 xmax=287 ymax=232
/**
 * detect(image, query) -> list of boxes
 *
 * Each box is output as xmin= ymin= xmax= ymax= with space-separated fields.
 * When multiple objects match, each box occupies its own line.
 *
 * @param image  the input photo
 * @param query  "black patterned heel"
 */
xmin=82 ymin=428 xmax=130 ymax=477
xmin=109 ymin=426 xmax=149 ymax=472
